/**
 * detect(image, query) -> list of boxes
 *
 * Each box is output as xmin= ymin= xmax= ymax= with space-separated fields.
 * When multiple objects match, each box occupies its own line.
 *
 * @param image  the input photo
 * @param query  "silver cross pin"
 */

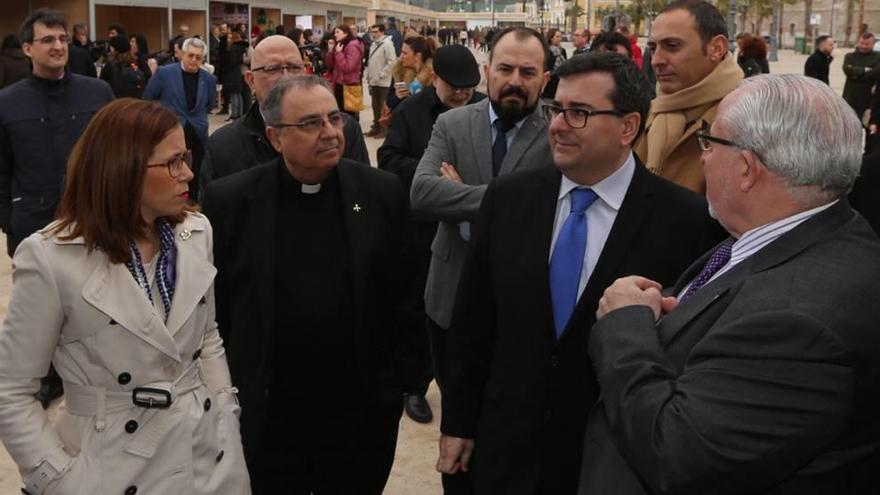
xmin=353 ymin=204 xmax=362 ymax=213
xmin=179 ymin=229 xmax=192 ymax=240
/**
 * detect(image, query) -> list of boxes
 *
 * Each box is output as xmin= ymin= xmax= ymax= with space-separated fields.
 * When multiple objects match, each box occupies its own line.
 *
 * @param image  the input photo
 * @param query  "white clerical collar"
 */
xmin=301 ymin=183 xmax=322 ymax=194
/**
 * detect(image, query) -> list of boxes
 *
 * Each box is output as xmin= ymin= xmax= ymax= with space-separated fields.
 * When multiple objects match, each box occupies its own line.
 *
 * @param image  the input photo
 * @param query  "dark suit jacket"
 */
xmin=579 ymin=200 xmax=880 ymax=495
xmin=441 ymin=160 xmax=723 ymax=495
xmin=201 ymin=158 xmax=413 ymax=465
xmin=142 ymin=63 xmax=216 ymax=144
xmin=848 ymin=152 xmax=880 ymax=237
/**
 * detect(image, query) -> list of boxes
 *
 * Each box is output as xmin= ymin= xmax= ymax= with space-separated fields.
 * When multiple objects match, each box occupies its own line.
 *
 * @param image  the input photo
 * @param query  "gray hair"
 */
xmin=262 ymin=75 xmax=331 ymax=126
xmin=718 ymin=74 xmax=862 ymax=202
xmin=181 ymin=37 xmax=206 ymax=53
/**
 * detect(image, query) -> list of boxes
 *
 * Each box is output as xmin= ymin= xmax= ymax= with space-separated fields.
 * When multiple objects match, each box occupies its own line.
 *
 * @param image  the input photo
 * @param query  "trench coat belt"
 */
xmin=62 ymin=361 xmax=203 ymax=459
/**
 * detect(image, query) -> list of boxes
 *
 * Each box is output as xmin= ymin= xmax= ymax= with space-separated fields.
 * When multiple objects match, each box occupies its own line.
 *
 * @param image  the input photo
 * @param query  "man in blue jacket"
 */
xmin=0 ymin=9 xmax=114 ymax=408
xmin=143 ymin=37 xmax=216 ymax=202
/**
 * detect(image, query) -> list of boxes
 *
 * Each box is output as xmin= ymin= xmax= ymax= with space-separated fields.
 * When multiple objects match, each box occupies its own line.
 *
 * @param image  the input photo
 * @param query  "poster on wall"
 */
xmin=327 ymin=11 xmax=340 ymax=29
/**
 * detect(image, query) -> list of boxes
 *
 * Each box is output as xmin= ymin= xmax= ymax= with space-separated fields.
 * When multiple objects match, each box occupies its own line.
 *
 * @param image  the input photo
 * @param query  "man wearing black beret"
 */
xmin=377 ymin=43 xmax=485 ymax=425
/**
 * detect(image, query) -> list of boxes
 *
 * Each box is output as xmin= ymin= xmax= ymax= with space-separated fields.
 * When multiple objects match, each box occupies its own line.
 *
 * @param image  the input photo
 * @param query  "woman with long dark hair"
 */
xmin=324 ymin=26 xmax=364 ymax=119
xmin=0 ymin=98 xmax=251 ymax=495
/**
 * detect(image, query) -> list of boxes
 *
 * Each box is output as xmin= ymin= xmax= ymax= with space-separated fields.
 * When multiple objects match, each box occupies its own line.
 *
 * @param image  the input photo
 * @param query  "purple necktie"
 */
xmin=680 ymin=238 xmax=734 ymax=301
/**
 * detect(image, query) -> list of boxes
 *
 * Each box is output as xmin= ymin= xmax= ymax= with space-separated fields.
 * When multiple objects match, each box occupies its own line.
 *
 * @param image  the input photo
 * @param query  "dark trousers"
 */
xmin=334 ymin=83 xmax=360 ymax=121
xmin=369 ymin=85 xmax=389 ymax=131
xmin=252 ymin=390 xmax=403 ymax=494
xmin=427 ymin=317 xmax=474 ymax=494
xmin=183 ymin=122 xmax=205 ymax=203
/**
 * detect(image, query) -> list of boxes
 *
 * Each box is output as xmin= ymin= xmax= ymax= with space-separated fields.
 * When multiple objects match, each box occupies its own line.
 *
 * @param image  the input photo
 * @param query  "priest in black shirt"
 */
xmin=202 ymin=74 xmax=412 ymax=494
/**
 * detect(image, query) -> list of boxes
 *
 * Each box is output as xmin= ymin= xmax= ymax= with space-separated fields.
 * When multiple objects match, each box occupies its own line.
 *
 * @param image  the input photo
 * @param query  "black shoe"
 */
xmin=34 ymin=380 xmax=64 ymax=409
xmin=403 ymin=393 xmax=433 ymax=424
xmin=217 ymin=108 xmax=229 ymax=115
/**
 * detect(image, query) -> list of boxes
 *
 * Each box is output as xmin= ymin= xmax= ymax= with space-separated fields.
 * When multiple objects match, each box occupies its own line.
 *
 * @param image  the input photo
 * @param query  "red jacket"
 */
xmin=325 ymin=40 xmax=364 ymax=87
xmin=629 ymin=35 xmax=643 ymax=70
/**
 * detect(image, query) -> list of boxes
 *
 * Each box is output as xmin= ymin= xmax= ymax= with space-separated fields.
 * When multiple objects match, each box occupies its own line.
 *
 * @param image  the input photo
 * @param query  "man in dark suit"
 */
xmin=579 ymin=74 xmax=880 ymax=495
xmin=202 ymin=75 xmax=411 ymax=494
xmin=437 ymin=53 xmax=721 ymax=495
xmin=143 ymin=37 xmax=215 ymax=201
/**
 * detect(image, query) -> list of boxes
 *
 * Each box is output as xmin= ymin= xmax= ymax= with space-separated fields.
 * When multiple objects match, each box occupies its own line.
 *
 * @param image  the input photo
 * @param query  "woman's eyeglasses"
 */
xmin=147 ymin=150 xmax=192 ymax=178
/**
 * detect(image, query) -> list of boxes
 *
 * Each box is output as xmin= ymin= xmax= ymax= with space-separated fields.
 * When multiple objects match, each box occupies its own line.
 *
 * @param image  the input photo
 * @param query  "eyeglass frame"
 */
xmin=32 ymin=34 xmax=70 ymax=45
xmin=542 ymin=103 xmax=625 ymax=129
xmin=269 ymin=111 xmax=346 ymax=133
xmin=251 ymin=63 xmax=305 ymax=75
xmin=695 ymin=128 xmax=767 ymax=164
xmin=147 ymin=150 xmax=192 ymax=179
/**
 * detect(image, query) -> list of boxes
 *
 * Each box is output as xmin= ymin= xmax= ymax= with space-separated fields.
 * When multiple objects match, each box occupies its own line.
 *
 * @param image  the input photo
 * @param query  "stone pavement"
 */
xmin=0 ymin=45 xmax=853 ymax=494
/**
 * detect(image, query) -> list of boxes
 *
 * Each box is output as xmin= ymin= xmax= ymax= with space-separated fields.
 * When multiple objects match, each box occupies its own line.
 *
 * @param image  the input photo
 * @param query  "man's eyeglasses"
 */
xmin=252 ymin=64 xmax=304 ymax=76
xmin=147 ymin=150 xmax=192 ymax=178
xmin=271 ymin=112 xmax=345 ymax=133
xmin=34 ymin=34 xmax=69 ymax=45
xmin=696 ymin=128 xmax=767 ymax=163
xmin=542 ymin=104 xmax=623 ymax=129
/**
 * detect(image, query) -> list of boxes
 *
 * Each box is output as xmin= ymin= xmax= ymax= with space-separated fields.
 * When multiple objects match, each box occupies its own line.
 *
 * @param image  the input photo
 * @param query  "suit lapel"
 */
xmin=337 ymin=163 xmax=369 ymax=340
xmin=501 ymin=107 xmax=546 ymax=175
xmin=243 ymin=162 xmax=279 ymax=361
xmin=559 ymin=163 xmax=653 ymax=340
xmin=658 ymin=200 xmax=855 ymax=346
xmin=82 ymin=258 xmax=182 ymax=362
xmin=165 ymin=219 xmax=217 ymax=336
xmin=170 ymin=66 xmax=186 ymax=111
xmin=522 ymin=167 xmax=566 ymax=342
xmin=470 ymin=100 xmax=494 ymax=184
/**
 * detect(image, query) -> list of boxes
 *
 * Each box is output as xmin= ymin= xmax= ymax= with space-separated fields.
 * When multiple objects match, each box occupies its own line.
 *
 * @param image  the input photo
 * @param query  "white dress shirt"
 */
xmin=678 ymin=199 xmax=838 ymax=298
xmin=549 ymin=152 xmax=636 ymax=300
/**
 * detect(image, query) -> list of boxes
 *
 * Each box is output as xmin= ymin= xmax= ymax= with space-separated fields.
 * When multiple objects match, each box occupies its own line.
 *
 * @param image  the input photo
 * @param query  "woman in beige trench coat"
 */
xmin=0 ymin=98 xmax=251 ymax=495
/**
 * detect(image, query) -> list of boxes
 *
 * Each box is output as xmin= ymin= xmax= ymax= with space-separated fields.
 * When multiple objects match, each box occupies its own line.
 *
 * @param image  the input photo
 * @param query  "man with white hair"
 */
xmin=144 ymin=37 xmax=216 ymax=201
xmin=578 ymin=74 xmax=880 ymax=495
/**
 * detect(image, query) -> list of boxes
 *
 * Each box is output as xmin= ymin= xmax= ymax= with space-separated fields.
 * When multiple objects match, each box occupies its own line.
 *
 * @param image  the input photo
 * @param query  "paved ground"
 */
xmin=0 ymin=45 xmax=849 ymax=494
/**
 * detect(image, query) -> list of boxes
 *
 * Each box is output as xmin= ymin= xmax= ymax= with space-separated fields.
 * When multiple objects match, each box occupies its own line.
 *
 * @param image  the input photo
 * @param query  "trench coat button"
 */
xmin=545 ymin=409 xmax=552 ymax=420
xmin=125 ymin=420 xmax=138 ymax=433
xmin=204 ymin=398 xmax=211 ymax=411
xmin=117 ymin=372 xmax=131 ymax=385
xmin=192 ymin=349 xmax=202 ymax=360
xmin=109 ymin=319 xmax=117 ymax=325
xmin=549 ymin=355 xmax=558 ymax=367
xmin=125 ymin=486 xmax=137 ymax=495
xmin=216 ymin=450 xmax=224 ymax=462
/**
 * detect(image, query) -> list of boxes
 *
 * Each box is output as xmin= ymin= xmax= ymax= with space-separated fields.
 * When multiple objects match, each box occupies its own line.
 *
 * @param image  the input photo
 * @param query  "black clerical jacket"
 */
xmin=202 ymin=158 xmax=414 ymax=465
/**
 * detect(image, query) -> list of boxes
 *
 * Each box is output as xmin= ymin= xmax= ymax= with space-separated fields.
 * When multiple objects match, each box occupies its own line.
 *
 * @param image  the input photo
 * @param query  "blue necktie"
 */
xmin=550 ymin=188 xmax=599 ymax=337
xmin=492 ymin=119 xmax=515 ymax=177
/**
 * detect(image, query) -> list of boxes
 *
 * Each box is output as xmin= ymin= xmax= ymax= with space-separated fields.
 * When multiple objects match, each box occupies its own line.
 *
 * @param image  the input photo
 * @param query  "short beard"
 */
xmin=489 ymin=86 xmax=537 ymax=123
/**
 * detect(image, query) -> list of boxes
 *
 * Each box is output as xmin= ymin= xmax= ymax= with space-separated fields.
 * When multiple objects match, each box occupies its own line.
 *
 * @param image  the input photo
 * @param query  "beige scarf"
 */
xmin=639 ymin=55 xmax=743 ymax=174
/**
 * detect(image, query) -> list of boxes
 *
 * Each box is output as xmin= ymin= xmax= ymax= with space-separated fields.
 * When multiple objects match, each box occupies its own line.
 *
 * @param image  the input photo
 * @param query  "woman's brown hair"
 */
xmin=49 ymin=98 xmax=194 ymax=263
xmin=403 ymin=35 xmax=436 ymax=62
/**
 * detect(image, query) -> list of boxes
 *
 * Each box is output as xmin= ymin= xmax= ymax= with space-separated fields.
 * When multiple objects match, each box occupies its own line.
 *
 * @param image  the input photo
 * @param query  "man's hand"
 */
xmin=440 ymin=162 xmax=462 ymax=183
xmin=597 ymin=276 xmax=677 ymax=320
xmin=437 ymin=435 xmax=475 ymax=474
xmin=870 ymin=124 xmax=877 ymax=135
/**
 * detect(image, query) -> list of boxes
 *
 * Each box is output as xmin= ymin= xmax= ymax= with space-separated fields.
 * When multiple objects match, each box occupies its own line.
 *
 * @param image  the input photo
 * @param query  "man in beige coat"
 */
xmin=635 ymin=0 xmax=743 ymax=194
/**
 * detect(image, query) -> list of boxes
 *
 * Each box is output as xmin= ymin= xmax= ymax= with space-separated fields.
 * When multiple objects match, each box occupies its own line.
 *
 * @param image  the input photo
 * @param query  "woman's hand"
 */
xmin=395 ymin=84 xmax=410 ymax=99
xmin=334 ymin=41 xmax=343 ymax=53
xmin=870 ymin=124 xmax=878 ymax=135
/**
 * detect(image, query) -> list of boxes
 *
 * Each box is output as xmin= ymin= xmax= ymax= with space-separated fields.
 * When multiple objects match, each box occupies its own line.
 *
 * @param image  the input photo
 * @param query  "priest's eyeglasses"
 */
xmin=147 ymin=150 xmax=192 ymax=179
xmin=542 ymin=104 xmax=623 ymax=129
xmin=271 ymin=112 xmax=345 ymax=133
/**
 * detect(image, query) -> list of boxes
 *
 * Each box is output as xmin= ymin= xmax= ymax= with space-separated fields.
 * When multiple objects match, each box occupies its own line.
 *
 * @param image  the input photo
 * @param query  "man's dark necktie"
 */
xmin=680 ymin=238 xmax=734 ymax=301
xmin=549 ymin=188 xmax=599 ymax=337
xmin=492 ymin=119 xmax=516 ymax=177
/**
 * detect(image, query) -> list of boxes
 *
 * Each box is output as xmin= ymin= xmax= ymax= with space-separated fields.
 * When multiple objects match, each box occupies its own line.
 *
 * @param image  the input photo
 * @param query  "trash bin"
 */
xmin=804 ymin=42 xmax=813 ymax=54
xmin=794 ymin=36 xmax=805 ymax=53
